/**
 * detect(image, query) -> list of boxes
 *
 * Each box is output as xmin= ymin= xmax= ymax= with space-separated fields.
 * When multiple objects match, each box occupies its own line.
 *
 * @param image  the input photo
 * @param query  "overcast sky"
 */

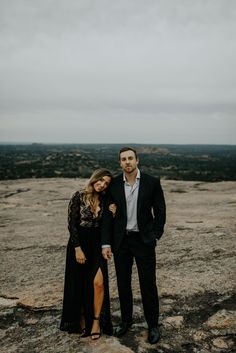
xmin=0 ymin=0 xmax=236 ymax=144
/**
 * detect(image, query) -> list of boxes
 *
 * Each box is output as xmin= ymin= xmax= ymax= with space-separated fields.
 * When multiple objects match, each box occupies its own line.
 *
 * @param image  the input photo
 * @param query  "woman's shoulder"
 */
xmin=70 ymin=189 xmax=84 ymax=203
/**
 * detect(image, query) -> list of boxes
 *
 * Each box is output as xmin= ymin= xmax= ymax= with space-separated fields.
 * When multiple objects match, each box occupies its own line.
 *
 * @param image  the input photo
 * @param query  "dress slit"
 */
xmin=60 ymin=226 xmax=112 ymax=336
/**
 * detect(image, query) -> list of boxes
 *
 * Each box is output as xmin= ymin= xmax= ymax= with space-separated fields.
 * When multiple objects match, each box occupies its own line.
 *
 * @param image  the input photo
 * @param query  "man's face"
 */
xmin=119 ymin=150 xmax=139 ymax=174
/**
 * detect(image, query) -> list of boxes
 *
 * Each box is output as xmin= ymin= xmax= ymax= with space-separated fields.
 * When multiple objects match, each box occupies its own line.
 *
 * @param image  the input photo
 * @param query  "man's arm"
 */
xmin=102 ymin=246 xmax=112 ymax=260
xmin=152 ymin=177 xmax=166 ymax=240
xmin=101 ymin=192 xmax=114 ymax=259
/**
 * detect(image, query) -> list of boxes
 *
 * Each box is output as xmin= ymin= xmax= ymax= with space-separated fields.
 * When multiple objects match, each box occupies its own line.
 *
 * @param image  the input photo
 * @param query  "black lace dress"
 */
xmin=60 ymin=191 xmax=112 ymax=336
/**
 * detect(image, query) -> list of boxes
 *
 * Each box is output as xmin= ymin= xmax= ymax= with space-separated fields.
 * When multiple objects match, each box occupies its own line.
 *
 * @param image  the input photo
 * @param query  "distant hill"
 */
xmin=0 ymin=143 xmax=236 ymax=181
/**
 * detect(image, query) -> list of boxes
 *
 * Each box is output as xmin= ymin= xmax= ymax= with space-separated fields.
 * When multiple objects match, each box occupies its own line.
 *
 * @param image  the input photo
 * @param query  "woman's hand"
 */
xmin=109 ymin=203 xmax=117 ymax=218
xmin=75 ymin=246 xmax=87 ymax=265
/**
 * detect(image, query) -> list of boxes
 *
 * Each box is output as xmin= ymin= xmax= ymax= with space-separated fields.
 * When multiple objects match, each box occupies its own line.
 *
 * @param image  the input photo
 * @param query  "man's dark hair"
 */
xmin=119 ymin=147 xmax=138 ymax=160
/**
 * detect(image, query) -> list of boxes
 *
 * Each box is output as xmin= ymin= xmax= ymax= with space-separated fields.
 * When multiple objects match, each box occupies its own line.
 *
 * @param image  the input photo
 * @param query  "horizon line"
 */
xmin=0 ymin=142 xmax=236 ymax=146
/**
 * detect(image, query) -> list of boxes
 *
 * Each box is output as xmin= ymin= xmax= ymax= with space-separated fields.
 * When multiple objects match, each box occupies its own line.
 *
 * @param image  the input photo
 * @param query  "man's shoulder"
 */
xmin=140 ymin=172 xmax=160 ymax=183
xmin=108 ymin=174 xmax=122 ymax=190
xmin=112 ymin=174 xmax=123 ymax=183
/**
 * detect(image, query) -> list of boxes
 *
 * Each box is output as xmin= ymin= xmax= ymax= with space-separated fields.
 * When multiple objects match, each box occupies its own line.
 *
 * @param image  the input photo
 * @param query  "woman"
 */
xmin=60 ymin=169 xmax=113 ymax=340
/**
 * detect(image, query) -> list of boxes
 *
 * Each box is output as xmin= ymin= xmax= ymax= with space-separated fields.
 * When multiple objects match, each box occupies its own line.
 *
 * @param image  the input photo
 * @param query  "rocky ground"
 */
xmin=0 ymin=178 xmax=235 ymax=353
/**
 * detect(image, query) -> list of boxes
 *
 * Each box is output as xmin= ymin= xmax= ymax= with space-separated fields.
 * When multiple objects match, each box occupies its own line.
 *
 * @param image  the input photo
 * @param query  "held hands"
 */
xmin=109 ymin=203 xmax=117 ymax=218
xmin=102 ymin=247 xmax=112 ymax=261
xmin=75 ymin=246 xmax=87 ymax=265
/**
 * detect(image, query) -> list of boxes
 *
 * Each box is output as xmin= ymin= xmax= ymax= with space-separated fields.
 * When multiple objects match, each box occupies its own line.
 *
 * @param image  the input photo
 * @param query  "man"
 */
xmin=102 ymin=147 xmax=166 ymax=344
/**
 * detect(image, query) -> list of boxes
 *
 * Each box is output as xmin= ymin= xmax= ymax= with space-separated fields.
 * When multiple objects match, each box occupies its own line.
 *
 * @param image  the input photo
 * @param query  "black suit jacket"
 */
xmin=101 ymin=172 xmax=166 ymax=252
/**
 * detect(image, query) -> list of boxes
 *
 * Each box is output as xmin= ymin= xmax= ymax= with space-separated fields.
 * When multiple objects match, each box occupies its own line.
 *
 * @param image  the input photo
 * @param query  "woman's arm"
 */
xmin=68 ymin=191 xmax=81 ymax=247
xmin=68 ymin=191 xmax=87 ymax=263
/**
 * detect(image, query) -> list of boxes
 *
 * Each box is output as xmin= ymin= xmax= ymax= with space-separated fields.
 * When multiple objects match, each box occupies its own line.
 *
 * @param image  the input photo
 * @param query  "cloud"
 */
xmin=0 ymin=0 xmax=236 ymax=143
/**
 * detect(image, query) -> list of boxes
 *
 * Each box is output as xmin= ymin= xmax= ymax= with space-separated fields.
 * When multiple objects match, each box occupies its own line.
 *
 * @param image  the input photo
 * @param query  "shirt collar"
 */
xmin=123 ymin=168 xmax=140 ymax=182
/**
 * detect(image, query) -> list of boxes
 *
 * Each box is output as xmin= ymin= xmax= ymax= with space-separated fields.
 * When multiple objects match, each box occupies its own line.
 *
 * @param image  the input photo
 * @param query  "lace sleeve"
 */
xmin=68 ymin=191 xmax=81 ymax=247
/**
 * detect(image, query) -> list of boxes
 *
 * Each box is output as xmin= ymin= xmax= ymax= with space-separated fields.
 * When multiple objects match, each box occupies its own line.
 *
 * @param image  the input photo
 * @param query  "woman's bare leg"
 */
xmin=91 ymin=268 xmax=104 ymax=339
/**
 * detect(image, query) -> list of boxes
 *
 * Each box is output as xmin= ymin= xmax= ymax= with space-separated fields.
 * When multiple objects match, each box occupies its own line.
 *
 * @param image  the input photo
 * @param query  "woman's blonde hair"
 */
xmin=82 ymin=168 xmax=112 ymax=208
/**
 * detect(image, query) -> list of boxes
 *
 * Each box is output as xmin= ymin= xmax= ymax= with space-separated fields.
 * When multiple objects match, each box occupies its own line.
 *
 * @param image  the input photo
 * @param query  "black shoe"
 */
xmin=114 ymin=321 xmax=133 ymax=337
xmin=148 ymin=327 xmax=160 ymax=344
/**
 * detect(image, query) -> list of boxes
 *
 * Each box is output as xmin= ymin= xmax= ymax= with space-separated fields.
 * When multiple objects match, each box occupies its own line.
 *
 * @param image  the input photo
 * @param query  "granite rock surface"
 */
xmin=0 ymin=178 xmax=235 ymax=353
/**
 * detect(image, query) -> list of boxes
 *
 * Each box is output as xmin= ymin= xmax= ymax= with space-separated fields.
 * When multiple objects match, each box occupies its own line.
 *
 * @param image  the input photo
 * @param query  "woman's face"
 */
xmin=93 ymin=176 xmax=111 ymax=193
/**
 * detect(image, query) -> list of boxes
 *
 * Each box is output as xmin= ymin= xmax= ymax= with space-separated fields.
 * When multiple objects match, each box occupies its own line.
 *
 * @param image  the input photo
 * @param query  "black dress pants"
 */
xmin=114 ymin=232 xmax=159 ymax=328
